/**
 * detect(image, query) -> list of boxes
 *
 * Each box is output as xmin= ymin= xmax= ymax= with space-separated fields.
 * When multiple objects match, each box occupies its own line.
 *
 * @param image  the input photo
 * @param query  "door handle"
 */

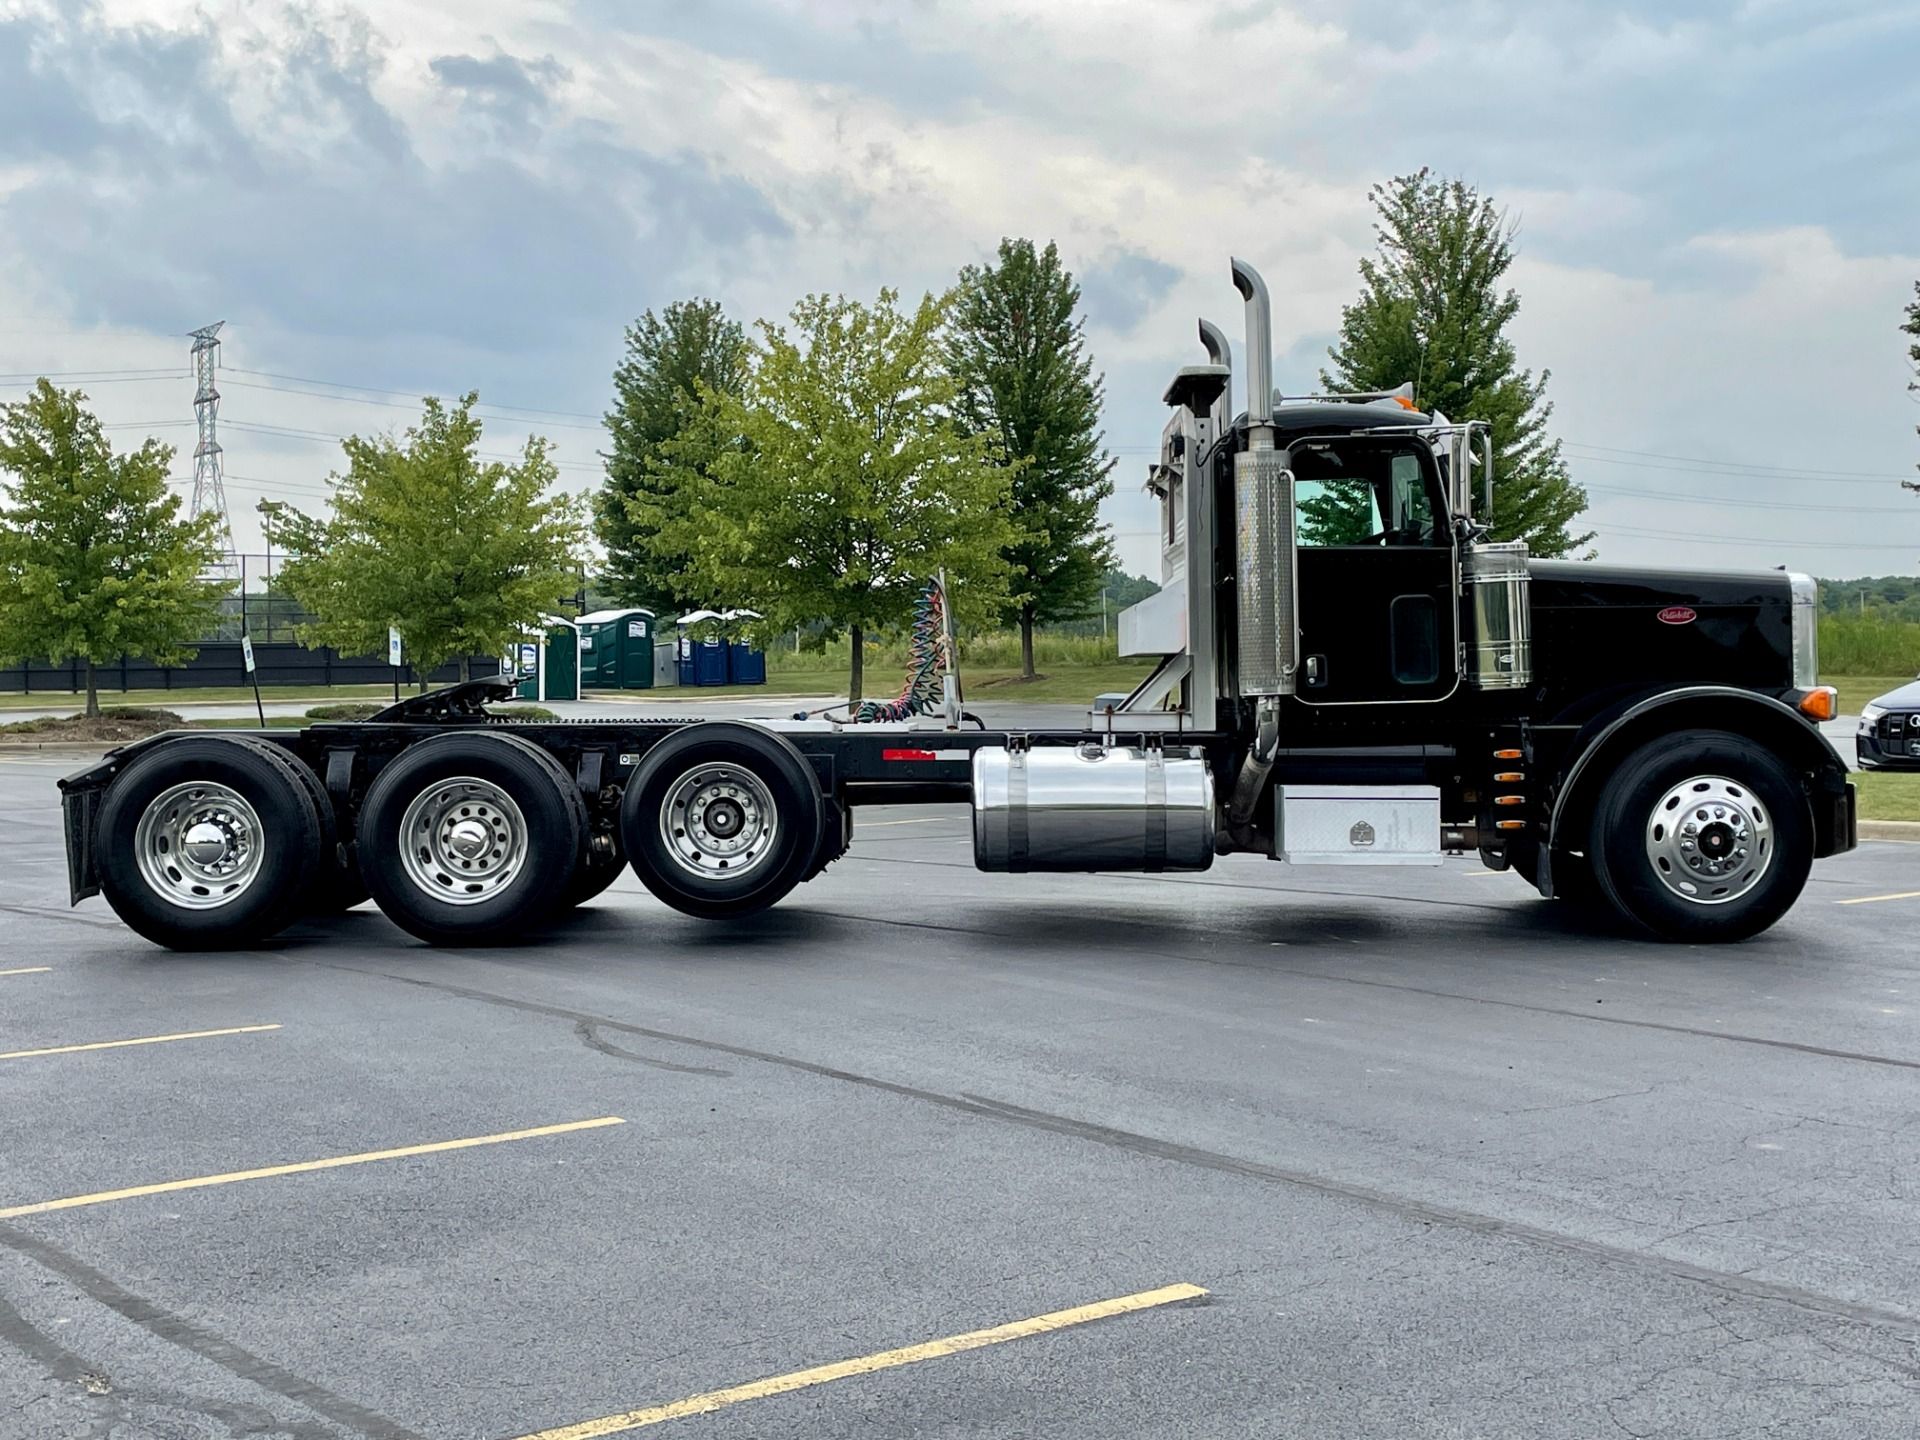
xmin=1304 ymin=654 xmax=1327 ymax=687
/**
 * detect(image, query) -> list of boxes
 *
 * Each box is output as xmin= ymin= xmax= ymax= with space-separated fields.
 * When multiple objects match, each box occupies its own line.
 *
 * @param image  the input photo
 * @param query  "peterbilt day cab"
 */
xmin=59 ymin=259 xmax=1854 ymax=951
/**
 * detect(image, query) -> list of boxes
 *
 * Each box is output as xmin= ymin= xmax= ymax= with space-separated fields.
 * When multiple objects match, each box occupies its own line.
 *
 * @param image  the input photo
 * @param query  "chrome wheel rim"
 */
xmin=1644 ymin=774 xmax=1772 ymax=906
xmin=135 ymin=781 xmax=265 ymax=910
xmin=398 ymin=776 xmax=528 ymax=905
xmin=659 ymin=763 xmax=778 ymax=883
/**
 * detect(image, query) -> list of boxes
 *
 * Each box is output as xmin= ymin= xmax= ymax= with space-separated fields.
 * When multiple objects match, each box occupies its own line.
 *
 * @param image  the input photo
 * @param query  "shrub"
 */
xmin=1820 ymin=614 xmax=1920 ymax=676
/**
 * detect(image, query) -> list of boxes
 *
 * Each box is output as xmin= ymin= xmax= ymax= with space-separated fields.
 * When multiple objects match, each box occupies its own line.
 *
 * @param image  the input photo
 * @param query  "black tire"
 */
xmin=95 ymin=736 xmax=323 ymax=950
xmin=232 ymin=737 xmax=368 ymax=915
xmin=1588 ymin=729 xmax=1813 ymax=942
xmin=619 ymin=722 xmax=823 ymax=919
xmin=359 ymin=732 xmax=586 ymax=945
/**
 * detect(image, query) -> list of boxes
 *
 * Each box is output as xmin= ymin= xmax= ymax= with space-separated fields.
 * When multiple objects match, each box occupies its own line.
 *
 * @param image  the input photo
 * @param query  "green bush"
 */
xmin=488 ymin=704 xmax=558 ymax=722
xmin=1820 ymin=614 xmax=1920 ymax=676
xmin=304 ymin=702 xmax=385 ymax=721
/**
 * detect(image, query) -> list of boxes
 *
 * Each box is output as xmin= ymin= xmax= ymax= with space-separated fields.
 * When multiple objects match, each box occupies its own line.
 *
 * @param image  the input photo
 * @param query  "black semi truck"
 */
xmin=59 ymin=259 xmax=1855 ymax=950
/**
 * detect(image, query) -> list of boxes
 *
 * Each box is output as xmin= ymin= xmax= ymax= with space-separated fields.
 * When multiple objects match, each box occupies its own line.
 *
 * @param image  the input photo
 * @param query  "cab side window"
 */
xmin=1292 ymin=443 xmax=1443 ymax=547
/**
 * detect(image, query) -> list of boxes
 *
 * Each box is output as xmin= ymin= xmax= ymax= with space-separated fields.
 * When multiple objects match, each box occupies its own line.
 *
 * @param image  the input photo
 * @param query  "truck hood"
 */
xmin=1527 ymin=560 xmax=1793 ymax=610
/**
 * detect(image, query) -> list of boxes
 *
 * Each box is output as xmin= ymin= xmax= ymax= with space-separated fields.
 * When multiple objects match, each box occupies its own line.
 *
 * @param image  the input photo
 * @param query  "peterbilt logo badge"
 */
xmin=1350 ymin=820 xmax=1376 ymax=848
xmin=1657 ymin=606 xmax=1697 ymax=625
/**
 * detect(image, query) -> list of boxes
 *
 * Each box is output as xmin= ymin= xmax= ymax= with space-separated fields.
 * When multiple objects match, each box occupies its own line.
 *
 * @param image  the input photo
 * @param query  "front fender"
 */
xmin=1546 ymin=686 xmax=1852 ymax=873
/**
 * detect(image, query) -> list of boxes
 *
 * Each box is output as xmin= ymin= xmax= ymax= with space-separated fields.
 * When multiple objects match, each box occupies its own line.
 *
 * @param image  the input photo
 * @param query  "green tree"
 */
xmin=1903 ymin=279 xmax=1919 ymax=499
xmin=1324 ymin=170 xmax=1592 ymax=556
xmin=261 ymin=394 xmax=587 ymax=684
xmin=0 ymin=380 xmax=225 ymax=716
xmin=649 ymin=289 xmax=1014 ymax=702
xmin=950 ymin=238 xmax=1116 ymax=678
xmin=596 ymin=299 xmax=748 ymax=610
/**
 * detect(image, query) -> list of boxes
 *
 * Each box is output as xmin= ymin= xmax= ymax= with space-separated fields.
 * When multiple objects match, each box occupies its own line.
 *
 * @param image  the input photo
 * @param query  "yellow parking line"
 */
xmin=0 ymin=1024 xmax=280 ymax=1062
xmin=0 ymin=966 xmax=52 ymax=976
xmin=514 ymin=1281 xmax=1208 ymax=1440
xmin=1836 ymin=891 xmax=1920 ymax=906
xmin=0 ymin=1116 xmax=624 ymax=1221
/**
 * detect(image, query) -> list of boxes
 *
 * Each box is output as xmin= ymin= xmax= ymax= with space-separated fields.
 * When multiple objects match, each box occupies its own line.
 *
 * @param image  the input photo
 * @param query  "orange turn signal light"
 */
xmin=1494 ymin=794 xmax=1526 ymax=806
xmin=1796 ymin=687 xmax=1837 ymax=722
xmin=1494 ymin=748 xmax=1523 ymax=760
xmin=1494 ymin=772 xmax=1524 ymax=783
xmin=1495 ymin=819 xmax=1527 ymax=830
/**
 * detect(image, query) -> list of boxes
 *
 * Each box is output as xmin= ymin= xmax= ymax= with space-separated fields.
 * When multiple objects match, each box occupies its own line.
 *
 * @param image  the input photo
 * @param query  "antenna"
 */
xmin=189 ymin=321 xmax=237 ymax=584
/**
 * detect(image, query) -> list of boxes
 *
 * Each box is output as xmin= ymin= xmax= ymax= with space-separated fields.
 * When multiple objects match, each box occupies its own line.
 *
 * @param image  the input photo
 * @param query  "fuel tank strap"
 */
xmin=1144 ymin=746 xmax=1167 ymax=873
xmin=1007 ymin=746 xmax=1029 ymax=873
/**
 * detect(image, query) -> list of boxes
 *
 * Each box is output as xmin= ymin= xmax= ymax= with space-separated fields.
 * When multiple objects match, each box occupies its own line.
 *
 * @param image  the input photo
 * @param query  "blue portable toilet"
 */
xmin=727 ymin=640 xmax=765 ymax=685
xmin=675 ymin=636 xmax=696 ymax=687
xmin=693 ymin=638 xmax=728 ymax=686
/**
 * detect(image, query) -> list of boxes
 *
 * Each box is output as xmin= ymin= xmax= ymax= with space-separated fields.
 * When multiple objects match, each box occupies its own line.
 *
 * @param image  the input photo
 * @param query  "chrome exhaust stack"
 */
xmin=1224 ymin=258 xmax=1298 ymax=843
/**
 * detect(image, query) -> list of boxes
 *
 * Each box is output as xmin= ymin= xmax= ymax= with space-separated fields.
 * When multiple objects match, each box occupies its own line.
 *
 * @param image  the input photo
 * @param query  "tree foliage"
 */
xmin=1324 ymin=170 xmax=1592 ymax=557
xmin=596 ymin=299 xmax=748 ymax=611
xmin=950 ymin=238 xmax=1115 ymax=677
xmin=643 ymin=289 xmax=1014 ymax=702
xmin=0 ymin=380 xmax=225 ymax=715
xmin=260 ymin=394 xmax=587 ymax=683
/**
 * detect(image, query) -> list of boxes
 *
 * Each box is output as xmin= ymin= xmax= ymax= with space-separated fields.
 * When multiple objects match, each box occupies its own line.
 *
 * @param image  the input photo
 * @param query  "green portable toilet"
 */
xmin=513 ymin=617 xmax=580 ymax=702
xmin=577 ymin=608 xmax=655 ymax=689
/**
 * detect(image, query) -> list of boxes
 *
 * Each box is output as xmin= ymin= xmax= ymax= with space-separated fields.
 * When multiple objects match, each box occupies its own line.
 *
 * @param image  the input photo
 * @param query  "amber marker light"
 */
xmin=1796 ymin=687 xmax=1838 ymax=722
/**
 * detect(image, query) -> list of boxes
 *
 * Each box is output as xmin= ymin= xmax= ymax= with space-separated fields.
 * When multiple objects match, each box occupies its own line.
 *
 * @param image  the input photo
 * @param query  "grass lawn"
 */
xmin=628 ymin=662 xmax=1158 ymax=706
xmin=0 ymin=683 xmax=401 ymax=711
xmin=1855 ymin=771 xmax=1920 ymax=823
xmin=1830 ymin=675 xmax=1914 ymax=716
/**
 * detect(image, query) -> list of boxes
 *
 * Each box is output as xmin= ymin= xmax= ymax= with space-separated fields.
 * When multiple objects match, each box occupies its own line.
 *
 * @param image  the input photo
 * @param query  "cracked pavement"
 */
xmin=2 ymin=751 xmax=1918 ymax=1438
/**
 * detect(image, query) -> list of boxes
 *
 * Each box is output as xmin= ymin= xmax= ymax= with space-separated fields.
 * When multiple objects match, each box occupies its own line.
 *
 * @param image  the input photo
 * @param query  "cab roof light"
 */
xmin=1796 ymin=687 xmax=1837 ymax=722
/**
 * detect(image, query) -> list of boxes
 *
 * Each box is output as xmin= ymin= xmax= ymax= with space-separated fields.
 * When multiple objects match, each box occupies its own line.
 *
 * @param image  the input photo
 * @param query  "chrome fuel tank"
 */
xmin=971 ymin=744 xmax=1215 ymax=873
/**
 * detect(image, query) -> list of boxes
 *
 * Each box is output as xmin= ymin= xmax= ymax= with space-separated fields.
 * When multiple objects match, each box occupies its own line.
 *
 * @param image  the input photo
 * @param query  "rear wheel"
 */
xmin=1588 ymin=729 xmax=1812 ymax=942
xmin=619 ymin=723 xmax=822 ymax=919
xmin=96 ymin=736 xmax=323 ymax=950
xmin=359 ymin=732 xmax=585 ymax=945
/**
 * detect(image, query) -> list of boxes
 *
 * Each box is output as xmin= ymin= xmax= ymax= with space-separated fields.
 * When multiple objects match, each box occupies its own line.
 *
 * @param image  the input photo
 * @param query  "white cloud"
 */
xmin=0 ymin=0 xmax=1914 ymax=580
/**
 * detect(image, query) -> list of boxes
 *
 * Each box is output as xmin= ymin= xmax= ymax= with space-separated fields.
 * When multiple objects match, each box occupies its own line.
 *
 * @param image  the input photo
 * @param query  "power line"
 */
xmin=1582 ymin=482 xmax=1919 ymax=515
xmin=1590 ymin=523 xmax=1916 ymax=552
xmin=224 ymin=367 xmax=605 ymax=425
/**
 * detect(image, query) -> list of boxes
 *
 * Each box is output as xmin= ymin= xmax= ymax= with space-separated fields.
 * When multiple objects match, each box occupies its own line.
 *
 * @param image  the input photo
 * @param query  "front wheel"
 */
xmin=1588 ymin=729 xmax=1813 ymax=942
xmin=619 ymin=723 xmax=823 ymax=919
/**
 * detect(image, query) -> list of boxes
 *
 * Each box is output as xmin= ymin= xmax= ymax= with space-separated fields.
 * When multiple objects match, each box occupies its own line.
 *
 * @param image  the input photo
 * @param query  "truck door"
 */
xmin=1290 ymin=438 xmax=1458 ymax=706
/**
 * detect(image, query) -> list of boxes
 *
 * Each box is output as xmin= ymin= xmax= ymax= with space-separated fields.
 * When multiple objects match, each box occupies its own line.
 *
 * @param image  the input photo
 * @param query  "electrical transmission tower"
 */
xmin=189 ymin=321 xmax=237 ymax=584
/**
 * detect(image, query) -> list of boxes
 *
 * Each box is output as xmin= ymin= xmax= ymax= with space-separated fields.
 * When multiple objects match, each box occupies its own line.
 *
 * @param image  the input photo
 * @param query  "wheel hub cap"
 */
xmin=660 ymin=765 xmax=778 ymax=882
xmin=135 ymin=782 xmax=265 ymax=911
xmin=1645 ymin=775 xmax=1772 ymax=906
xmin=397 ymin=777 xmax=529 ymax=905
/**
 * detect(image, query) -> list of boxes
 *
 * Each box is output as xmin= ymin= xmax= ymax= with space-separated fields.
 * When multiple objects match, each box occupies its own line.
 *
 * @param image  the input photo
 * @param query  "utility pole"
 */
xmin=189 ymin=322 xmax=237 ymax=587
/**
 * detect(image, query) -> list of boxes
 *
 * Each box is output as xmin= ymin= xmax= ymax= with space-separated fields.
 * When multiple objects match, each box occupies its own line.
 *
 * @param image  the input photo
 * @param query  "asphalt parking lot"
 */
xmin=4 ymin=748 xmax=1920 ymax=1439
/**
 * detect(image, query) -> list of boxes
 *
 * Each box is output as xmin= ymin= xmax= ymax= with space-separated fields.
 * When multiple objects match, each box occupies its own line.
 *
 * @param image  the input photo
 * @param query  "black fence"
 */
xmin=1 ymin=643 xmax=502 ymax=696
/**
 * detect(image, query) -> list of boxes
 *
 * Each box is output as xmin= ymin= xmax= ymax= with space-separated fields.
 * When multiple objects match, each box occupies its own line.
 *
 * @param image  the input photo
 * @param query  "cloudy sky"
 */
xmin=2 ymin=0 xmax=1916 ymax=580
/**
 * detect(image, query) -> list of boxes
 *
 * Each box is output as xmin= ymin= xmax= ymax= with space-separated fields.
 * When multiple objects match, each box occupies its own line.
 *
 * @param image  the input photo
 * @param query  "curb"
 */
xmin=1860 ymin=820 xmax=1920 ymax=843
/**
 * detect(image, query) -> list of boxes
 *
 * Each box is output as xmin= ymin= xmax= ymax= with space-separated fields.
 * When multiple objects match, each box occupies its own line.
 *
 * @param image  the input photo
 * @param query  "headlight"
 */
xmin=1787 ymin=573 xmax=1818 ymax=689
xmin=1860 ymin=703 xmax=1885 ymax=725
